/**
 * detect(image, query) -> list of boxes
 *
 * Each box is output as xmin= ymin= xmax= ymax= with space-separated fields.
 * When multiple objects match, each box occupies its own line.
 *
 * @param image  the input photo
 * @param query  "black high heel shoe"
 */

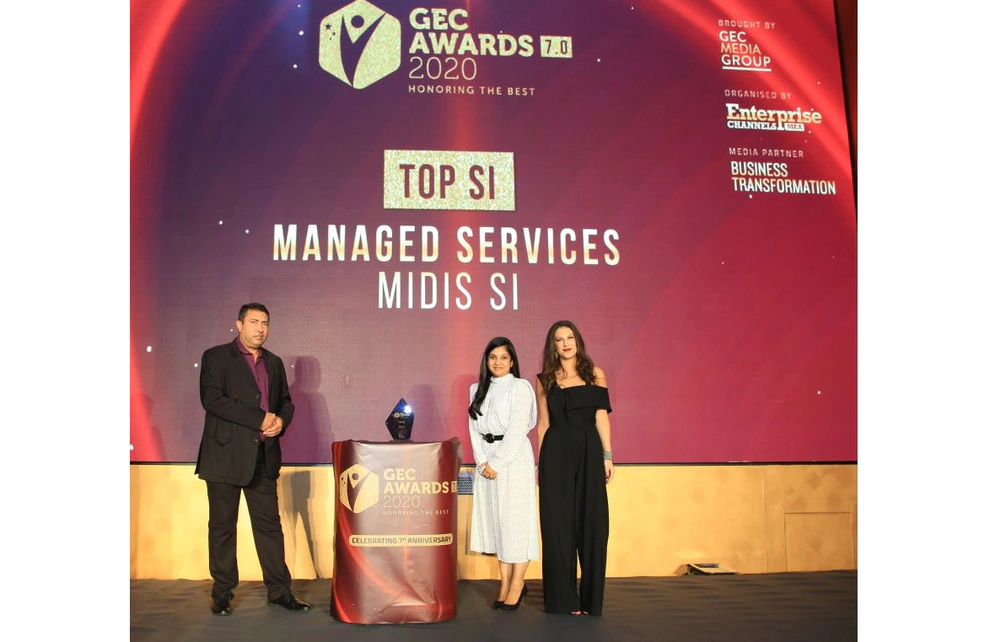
xmin=497 ymin=585 xmax=528 ymax=611
xmin=491 ymin=600 xmax=503 ymax=610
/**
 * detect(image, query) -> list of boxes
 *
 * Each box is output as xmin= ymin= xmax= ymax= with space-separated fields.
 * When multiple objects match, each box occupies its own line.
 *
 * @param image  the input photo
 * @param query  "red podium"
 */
xmin=331 ymin=439 xmax=462 ymax=623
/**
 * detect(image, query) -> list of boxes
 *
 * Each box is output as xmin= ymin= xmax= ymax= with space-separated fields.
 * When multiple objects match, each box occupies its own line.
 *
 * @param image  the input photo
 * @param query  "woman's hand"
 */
xmin=480 ymin=463 xmax=497 ymax=480
xmin=604 ymin=460 xmax=615 ymax=484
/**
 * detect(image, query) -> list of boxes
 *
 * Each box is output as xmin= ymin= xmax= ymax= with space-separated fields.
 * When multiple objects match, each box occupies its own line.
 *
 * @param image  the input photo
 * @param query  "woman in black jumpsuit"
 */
xmin=535 ymin=320 xmax=615 ymax=616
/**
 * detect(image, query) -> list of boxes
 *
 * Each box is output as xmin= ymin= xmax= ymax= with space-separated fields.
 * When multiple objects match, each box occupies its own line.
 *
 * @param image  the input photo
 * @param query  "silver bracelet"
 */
xmin=603 ymin=450 xmax=613 ymax=461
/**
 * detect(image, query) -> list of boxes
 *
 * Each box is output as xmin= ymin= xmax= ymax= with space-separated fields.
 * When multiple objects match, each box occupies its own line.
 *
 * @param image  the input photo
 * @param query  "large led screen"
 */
xmin=131 ymin=0 xmax=857 ymax=464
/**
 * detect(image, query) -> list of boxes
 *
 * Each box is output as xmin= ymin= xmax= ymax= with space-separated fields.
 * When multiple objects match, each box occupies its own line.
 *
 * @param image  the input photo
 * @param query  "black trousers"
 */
xmin=206 ymin=446 xmax=292 ymax=601
xmin=539 ymin=424 xmax=609 ymax=615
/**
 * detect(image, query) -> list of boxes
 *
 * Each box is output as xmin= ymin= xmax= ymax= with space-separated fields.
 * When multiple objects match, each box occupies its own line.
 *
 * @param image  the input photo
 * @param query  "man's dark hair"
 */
xmin=238 ymin=302 xmax=270 ymax=322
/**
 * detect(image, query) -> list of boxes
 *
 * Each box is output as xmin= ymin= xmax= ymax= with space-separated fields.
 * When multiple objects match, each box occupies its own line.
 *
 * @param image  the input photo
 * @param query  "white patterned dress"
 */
xmin=468 ymin=374 xmax=540 ymax=563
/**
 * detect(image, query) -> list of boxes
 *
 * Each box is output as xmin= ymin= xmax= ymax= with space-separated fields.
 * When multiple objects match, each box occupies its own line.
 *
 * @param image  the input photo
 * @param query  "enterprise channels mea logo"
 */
xmin=339 ymin=464 xmax=380 ymax=513
xmin=319 ymin=0 xmax=401 ymax=89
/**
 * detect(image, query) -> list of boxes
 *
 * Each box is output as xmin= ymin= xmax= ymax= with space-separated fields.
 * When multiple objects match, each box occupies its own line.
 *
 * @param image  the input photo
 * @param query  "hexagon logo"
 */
xmin=339 ymin=464 xmax=380 ymax=513
xmin=318 ymin=0 xmax=401 ymax=89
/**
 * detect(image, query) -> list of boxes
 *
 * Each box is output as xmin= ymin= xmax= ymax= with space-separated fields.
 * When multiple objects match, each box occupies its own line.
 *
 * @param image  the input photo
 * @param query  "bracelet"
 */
xmin=603 ymin=450 xmax=613 ymax=461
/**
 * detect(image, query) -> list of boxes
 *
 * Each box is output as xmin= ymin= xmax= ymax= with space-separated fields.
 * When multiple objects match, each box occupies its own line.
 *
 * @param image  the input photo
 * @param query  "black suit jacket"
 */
xmin=195 ymin=340 xmax=295 ymax=486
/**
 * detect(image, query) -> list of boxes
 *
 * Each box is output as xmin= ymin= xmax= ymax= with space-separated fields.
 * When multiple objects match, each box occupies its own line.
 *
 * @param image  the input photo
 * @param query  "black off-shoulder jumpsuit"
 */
xmin=538 ymin=383 xmax=611 ymax=616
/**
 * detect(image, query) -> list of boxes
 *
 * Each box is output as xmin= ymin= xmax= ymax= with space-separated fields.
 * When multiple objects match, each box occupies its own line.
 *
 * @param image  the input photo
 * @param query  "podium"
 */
xmin=331 ymin=439 xmax=462 ymax=623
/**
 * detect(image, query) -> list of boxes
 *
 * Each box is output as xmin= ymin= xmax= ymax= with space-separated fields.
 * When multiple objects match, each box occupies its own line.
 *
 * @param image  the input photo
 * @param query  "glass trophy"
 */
xmin=385 ymin=398 xmax=414 ymax=441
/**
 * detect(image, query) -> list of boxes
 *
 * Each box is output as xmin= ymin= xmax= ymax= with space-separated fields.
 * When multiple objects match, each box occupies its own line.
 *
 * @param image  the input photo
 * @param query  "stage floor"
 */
xmin=131 ymin=571 xmax=856 ymax=642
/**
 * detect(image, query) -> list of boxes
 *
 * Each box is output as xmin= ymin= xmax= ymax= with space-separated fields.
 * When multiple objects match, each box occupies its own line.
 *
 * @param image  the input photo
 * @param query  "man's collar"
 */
xmin=234 ymin=336 xmax=259 ymax=357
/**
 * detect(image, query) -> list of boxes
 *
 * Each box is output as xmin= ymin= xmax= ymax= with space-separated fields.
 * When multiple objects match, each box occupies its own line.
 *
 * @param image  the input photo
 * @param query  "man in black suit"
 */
xmin=195 ymin=302 xmax=311 ymax=615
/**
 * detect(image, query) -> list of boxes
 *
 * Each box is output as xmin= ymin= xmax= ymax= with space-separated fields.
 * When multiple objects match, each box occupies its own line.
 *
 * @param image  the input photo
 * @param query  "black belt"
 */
xmin=483 ymin=433 xmax=504 ymax=443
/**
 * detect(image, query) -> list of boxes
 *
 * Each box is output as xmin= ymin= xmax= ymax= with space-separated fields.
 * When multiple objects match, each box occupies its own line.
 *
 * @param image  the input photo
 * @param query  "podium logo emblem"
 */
xmin=318 ymin=0 xmax=401 ymax=89
xmin=339 ymin=464 xmax=380 ymax=513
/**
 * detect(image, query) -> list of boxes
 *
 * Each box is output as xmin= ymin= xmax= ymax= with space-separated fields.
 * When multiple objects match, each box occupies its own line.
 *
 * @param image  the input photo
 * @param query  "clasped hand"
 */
xmin=260 ymin=412 xmax=283 ymax=437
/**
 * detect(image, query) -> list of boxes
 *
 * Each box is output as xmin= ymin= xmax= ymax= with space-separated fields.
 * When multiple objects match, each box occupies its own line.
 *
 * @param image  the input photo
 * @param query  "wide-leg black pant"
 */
xmin=538 ymin=423 xmax=609 ymax=615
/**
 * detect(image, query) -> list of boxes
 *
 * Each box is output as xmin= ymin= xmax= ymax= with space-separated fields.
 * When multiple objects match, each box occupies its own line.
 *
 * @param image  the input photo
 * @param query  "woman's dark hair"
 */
xmin=468 ymin=337 xmax=521 ymax=419
xmin=537 ymin=320 xmax=596 ymax=394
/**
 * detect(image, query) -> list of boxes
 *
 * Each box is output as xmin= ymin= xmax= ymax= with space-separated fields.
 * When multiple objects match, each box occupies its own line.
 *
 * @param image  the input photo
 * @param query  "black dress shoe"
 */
xmin=497 ymin=585 xmax=528 ymax=611
xmin=211 ymin=593 xmax=233 ymax=615
xmin=491 ymin=600 xmax=503 ymax=610
xmin=269 ymin=592 xmax=311 ymax=611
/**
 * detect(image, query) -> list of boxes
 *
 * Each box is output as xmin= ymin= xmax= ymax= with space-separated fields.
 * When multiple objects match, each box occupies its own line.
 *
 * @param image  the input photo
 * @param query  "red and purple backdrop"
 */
xmin=131 ymin=0 xmax=856 ymax=465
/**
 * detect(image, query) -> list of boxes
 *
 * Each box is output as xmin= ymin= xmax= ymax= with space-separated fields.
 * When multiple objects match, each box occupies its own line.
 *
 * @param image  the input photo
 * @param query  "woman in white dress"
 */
xmin=468 ymin=336 xmax=539 ymax=611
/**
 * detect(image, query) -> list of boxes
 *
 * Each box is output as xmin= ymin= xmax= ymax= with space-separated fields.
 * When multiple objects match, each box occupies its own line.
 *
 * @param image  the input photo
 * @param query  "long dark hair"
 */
xmin=468 ymin=337 xmax=521 ymax=419
xmin=538 ymin=320 xmax=596 ymax=394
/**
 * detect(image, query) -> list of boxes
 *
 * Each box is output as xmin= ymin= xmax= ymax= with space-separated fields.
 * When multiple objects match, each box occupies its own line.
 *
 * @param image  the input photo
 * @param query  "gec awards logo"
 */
xmin=319 ymin=0 xmax=401 ymax=89
xmin=339 ymin=464 xmax=380 ymax=513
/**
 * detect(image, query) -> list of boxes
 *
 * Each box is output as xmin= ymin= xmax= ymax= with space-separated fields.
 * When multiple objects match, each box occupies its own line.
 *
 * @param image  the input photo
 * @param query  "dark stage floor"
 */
xmin=131 ymin=571 xmax=856 ymax=642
